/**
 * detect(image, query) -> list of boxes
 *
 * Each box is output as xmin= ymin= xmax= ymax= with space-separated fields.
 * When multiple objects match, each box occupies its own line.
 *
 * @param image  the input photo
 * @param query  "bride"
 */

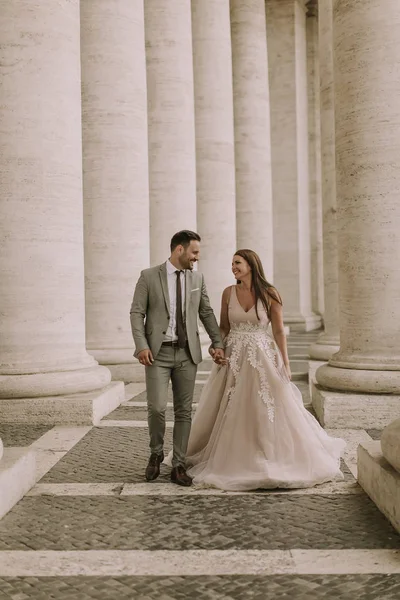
xmin=176 ymin=249 xmax=345 ymax=491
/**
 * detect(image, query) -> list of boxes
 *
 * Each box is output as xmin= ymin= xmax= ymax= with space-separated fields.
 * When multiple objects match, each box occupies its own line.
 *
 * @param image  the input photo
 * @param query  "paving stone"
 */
xmin=40 ymin=427 xmax=353 ymax=484
xmin=0 ymin=494 xmax=398 ymax=551
xmin=0 ymin=425 xmax=53 ymax=447
xmin=0 ymin=575 xmax=399 ymax=600
xmin=104 ymin=405 xmax=197 ymax=421
xmin=40 ymin=427 xmax=174 ymax=484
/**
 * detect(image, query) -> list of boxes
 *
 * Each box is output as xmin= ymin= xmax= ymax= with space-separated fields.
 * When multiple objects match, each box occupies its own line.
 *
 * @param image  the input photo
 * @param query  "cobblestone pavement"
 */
xmin=0 ymin=494 xmax=398 ymax=551
xmin=1 ymin=332 xmax=399 ymax=599
xmin=1 ymin=574 xmax=400 ymax=600
xmin=0 ymin=424 xmax=53 ymax=447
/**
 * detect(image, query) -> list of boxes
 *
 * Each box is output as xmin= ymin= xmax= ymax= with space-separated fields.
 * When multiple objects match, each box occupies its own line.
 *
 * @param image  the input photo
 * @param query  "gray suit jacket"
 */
xmin=130 ymin=263 xmax=223 ymax=365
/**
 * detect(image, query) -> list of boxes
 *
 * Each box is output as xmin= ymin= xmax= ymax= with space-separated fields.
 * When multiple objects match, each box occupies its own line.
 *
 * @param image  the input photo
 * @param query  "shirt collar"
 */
xmin=166 ymin=259 xmax=182 ymax=275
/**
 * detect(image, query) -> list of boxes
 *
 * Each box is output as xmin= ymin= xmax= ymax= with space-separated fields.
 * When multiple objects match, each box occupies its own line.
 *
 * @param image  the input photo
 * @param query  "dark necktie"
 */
xmin=175 ymin=270 xmax=186 ymax=348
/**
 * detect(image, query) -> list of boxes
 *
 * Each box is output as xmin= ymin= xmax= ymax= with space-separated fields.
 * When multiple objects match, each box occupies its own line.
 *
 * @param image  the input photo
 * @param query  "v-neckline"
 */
xmin=234 ymin=286 xmax=255 ymax=314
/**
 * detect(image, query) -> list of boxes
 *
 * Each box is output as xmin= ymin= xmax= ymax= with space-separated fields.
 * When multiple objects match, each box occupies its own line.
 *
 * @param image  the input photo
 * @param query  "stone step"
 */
xmin=0 ymin=448 xmax=36 ymax=519
xmin=358 ymin=441 xmax=400 ymax=534
xmin=0 ymin=381 xmax=125 ymax=426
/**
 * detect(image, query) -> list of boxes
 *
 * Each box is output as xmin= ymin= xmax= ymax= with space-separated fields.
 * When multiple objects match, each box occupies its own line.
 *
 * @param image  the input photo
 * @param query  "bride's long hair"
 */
xmin=234 ymin=249 xmax=282 ymax=320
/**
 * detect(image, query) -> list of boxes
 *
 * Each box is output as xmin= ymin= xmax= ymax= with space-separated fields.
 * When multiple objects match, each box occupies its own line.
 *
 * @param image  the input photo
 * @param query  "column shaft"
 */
xmin=306 ymin=1 xmax=324 ymax=318
xmin=81 ymin=0 xmax=150 ymax=368
xmin=231 ymin=0 xmax=274 ymax=278
xmin=145 ymin=1 xmax=197 ymax=264
xmin=0 ymin=0 xmax=110 ymax=399
xmin=266 ymin=0 xmax=320 ymax=330
xmin=317 ymin=0 xmax=400 ymax=395
xmin=192 ymin=0 xmax=236 ymax=311
xmin=310 ymin=0 xmax=340 ymax=360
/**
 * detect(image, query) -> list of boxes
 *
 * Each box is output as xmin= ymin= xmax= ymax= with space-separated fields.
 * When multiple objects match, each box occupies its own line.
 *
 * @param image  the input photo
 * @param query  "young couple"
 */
xmin=130 ymin=230 xmax=345 ymax=490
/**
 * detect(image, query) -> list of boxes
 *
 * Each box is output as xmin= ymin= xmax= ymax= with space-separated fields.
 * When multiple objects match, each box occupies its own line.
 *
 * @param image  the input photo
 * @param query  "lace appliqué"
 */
xmin=225 ymin=322 xmax=278 ymax=422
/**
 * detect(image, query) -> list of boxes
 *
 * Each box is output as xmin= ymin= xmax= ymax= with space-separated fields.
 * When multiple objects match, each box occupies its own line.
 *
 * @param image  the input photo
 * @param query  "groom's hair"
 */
xmin=170 ymin=230 xmax=201 ymax=252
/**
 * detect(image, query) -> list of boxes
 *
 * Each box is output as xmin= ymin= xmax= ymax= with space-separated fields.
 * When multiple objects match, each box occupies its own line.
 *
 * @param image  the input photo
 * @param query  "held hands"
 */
xmin=138 ymin=349 xmax=154 ymax=366
xmin=209 ymin=346 xmax=227 ymax=366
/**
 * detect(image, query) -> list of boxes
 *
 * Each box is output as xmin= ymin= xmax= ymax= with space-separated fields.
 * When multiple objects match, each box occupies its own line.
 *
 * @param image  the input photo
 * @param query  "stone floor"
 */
xmin=0 ymin=332 xmax=399 ymax=599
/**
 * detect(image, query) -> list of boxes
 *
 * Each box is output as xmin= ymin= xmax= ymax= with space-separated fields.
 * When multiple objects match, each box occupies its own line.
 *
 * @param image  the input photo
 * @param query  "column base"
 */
xmin=0 ymin=365 xmax=111 ymax=399
xmin=309 ymin=338 xmax=340 ymax=361
xmin=105 ymin=362 xmax=144 ymax=384
xmin=0 ymin=448 xmax=36 ymax=519
xmin=311 ymin=382 xmax=400 ymax=429
xmin=317 ymin=364 xmax=400 ymax=394
xmin=87 ymin=349 xmax=145 ymax=383
xmin=358 ymin=441 xmax=400 ymax=534
xmin=308 ymin=359 xmax=326 ymax=397
xmin=0 ymin=381 xmax=125 ymax=426
xmin=284 ymin=314 xmax=322 ymax=332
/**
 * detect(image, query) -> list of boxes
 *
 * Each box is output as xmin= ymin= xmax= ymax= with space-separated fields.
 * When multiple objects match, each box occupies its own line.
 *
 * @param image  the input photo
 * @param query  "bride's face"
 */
xmin=232 ymin=255 xmax=251 ymax=280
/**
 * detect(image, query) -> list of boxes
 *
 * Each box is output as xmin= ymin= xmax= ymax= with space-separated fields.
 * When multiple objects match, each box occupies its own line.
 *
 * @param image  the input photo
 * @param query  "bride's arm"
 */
xmin=219 ymin=286 xmax=231 ymax=340
xmin=209 ymin=287 xmax=231 ymax=361
xmin=270 ymin=298 xmax=291 ymax=379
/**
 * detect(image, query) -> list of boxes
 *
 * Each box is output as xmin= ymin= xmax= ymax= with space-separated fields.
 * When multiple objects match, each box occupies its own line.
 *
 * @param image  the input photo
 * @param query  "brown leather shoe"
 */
xmin=171 ymin=465 xmax=193 ymax=487
xmin=145 ymin=452 xmax=164 ymax=481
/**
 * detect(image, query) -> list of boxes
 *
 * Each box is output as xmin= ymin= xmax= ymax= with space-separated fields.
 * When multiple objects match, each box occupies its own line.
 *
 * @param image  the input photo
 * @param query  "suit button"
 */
xmin=167 ymin=316 xmax=170 ymax=320
xmin=162 ymin=331 xmax=166 ymax=334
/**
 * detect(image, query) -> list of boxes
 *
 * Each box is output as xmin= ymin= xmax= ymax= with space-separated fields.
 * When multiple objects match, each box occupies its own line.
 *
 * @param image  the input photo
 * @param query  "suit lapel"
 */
xmin=185 ymin=269 xmax=193 ymax=317
xmin=159 ymin=263 xmax=170 ymax=316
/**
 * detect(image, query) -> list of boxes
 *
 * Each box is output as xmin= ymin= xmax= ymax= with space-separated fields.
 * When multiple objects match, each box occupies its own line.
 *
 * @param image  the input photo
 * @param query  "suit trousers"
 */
xmin=145 ymin=344 xmax=197 ymax=467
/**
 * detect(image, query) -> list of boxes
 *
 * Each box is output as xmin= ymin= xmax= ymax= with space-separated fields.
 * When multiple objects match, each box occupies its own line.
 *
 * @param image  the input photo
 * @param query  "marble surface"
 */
xmin=27 ymin=480 xmax=364 ymax=497
xmin=0 ymin=549 xmax=399 ymax=577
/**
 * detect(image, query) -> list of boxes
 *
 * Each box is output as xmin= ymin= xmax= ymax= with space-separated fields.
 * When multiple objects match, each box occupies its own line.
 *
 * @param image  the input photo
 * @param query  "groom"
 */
xmin=130 ymin=230 xmax=224 ymax=486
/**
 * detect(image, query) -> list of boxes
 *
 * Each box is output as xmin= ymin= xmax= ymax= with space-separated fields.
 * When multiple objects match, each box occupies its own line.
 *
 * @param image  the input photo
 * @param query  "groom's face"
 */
xmin=180 ymin=240 xmax=200 ymax=270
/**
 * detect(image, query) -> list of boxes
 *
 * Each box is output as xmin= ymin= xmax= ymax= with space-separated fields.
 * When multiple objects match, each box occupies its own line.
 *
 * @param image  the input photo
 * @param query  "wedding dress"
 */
xmin=181 ymin=285 xmax=345 ymax=491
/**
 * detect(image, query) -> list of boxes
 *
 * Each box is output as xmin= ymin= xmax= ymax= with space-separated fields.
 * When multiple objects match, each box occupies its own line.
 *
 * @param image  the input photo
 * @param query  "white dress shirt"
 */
xmin=164 ymin=260 xmax=186 ymax=342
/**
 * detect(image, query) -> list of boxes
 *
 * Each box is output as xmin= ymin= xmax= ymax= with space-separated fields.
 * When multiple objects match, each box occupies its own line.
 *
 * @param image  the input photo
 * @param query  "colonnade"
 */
xmin=0 ymin=0 xmax=320 ymax=423
xmin=310 ymin=0 xmax=400 ymax=432
xmin=1 ymin=0 xmax=399 ymax=438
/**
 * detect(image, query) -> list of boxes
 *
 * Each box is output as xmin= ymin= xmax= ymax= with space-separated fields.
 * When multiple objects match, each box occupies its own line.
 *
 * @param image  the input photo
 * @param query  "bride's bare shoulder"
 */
xmin=268 ymin=286 xmax=282 ymax=305
xmin=221 ymin=285 xmax=233 ymax=303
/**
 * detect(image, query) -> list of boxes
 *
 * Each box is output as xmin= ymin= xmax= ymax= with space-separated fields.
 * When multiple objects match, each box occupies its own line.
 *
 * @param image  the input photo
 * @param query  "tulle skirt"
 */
xmin=177 ymin=327 xmax=345 ymax=491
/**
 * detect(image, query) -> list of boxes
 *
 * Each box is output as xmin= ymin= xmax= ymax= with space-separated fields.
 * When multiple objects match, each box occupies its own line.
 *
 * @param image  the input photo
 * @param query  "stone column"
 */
xmin=266 ymin=0 xmax=321 ymax=330
xmin=314 ymin=0 xmax=400 ymax=428
xmin=145 ymin=1 xmax=197 ymax=265
xmin=309 ymin=0 xmax=340 ymax=389
xmin=306 ymin=0 xmax=324 ymax=318
xmin=0 ymin=0 xmax=121 ymax=423
xmin=192 ymin=0 xmax=236 ymax=312
xmin=81 ymin=0 xmax=149 ymax=381
xmin=231 ymin=0 xmax=274 ymax=279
